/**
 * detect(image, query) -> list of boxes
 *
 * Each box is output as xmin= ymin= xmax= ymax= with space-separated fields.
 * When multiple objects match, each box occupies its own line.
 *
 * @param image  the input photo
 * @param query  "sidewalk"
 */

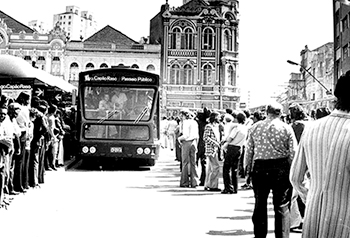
xmin=158 ymin=147 xmax=302 ymax=238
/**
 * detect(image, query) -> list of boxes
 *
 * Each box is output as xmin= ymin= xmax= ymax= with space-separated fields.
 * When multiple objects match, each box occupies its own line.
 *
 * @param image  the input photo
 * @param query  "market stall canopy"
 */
xmin=0 ymin=54 xmax=77 ymax=93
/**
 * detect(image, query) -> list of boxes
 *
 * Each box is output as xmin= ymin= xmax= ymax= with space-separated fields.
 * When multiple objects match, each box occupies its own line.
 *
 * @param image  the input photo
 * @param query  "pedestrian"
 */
xmin=290 ymin=71 xmax=350 ymax=238
xmin=160 ymin=116 xmax=169 ymax=149
xmin=0 ymin=102 xmax=13 ymax=209
xmin=46 ymin=104 xmax=59 ymax=171
xmin=203 ymin=111 xmax=221 ymax=192
xmin=221 ymin=111 xmax=248 ymax=194
xmin=195 ymin=107 xmax=210 ymax=186
xmin=178 ymin=109 xmax=199 ymax=188
xmin=13 ymin=92 xmax=31 ymax=193
xmin=245 ymin=102 xmax=297 ymax=238
xmin=167 ymin=116 xmax=177 ymax=151
xmin=241 ymin=111 xmax=264 ymax=190
xmin=174 ymin=116 xmax=182 ymax=170
xmin=288 ymin=103 xmax=309 ymax=232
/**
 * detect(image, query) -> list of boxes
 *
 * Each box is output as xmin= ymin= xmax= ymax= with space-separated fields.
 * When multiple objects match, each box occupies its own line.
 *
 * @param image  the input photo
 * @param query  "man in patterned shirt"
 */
xmin=245 ymin=102 xmax=297 ymax=238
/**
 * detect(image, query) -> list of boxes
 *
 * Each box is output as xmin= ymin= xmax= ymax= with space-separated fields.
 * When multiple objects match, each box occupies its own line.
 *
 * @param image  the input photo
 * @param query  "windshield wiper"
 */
xmin=98 ymin=110 xmax=122 ymax=123
xmin=133 ymin=106 xmax=149 ymax=124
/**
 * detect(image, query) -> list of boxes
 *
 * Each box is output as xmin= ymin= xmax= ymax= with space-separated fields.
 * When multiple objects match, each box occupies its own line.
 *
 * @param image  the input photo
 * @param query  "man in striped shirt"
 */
xmin=245 ymin=102 xmax=297 ymax=238
xmin=290 ymin=71 xmax=350 ymax=238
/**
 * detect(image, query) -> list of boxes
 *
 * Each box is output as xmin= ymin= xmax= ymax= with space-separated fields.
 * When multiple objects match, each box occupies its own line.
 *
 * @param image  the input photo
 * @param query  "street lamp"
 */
xmin=287 ymin=60 xmax=333 ymax=95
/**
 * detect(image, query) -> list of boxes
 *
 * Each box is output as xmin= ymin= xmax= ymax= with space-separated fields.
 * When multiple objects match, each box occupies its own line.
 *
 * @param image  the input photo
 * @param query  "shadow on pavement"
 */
xmin=207 ymin=229 xmax=274 ymax=236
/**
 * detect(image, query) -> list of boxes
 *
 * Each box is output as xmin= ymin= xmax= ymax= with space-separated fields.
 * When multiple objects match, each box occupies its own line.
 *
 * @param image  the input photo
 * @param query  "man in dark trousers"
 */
xmin=195 ymin=107 xmax=210 ymax=186
xmin=245 ymin=102 xmax=297 ymax=238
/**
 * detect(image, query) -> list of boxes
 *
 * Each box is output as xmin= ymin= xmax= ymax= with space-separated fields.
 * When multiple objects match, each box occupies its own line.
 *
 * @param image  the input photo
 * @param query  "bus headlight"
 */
xmin=144 ymin=148 xmax=151 ymax=155
xmin=90 ymin=147 xmax=96 ymax=154
xmin=82 ymin=146 xmax=89 ymax=154
xmin=136 ymin=147 xmax=143 ymax=155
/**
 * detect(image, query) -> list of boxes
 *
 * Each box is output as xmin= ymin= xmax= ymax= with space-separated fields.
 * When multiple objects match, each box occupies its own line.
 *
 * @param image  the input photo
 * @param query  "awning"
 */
xmin=0 ymin=54 xmax=77 ymax=93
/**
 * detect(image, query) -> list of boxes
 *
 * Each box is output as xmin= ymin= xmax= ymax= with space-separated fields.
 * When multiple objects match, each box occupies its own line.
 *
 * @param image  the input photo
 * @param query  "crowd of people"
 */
xmin=0 ymin=92 xmax=77 ymax=210
xmin=160 ymin=71 xmax=350 ymax=238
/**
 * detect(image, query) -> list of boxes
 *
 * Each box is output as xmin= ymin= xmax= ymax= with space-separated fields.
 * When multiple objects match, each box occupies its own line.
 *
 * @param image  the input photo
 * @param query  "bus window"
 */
xmin=83 ymin=86 xmax=155 ymax=121
xmin=84 ymin=123 xmax=149 ymax=140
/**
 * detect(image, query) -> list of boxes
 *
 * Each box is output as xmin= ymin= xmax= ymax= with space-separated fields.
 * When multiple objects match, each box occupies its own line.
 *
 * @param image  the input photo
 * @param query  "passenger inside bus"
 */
xmin=127 ymin=92 xmax=150 ymax=120
xmin=111 ymin=89 xmax=128 ymax=111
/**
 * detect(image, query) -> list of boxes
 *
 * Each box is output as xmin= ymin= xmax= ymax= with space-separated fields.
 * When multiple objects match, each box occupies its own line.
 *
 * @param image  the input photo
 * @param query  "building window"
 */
xmin=170 ymin=28 xmax=181 ymax=49
xmin=100 ymin=63 xmax=108 ymax=68
xmin=224 ymin=30 xmax=232 ymax=51
xmin=342 ymin=15 xmax=349 ymax=31
xmin=51 ymin=56 xmax=61 ymax=75
xmin=24 ymin=56 xmax=32 ymax=62
xmin=170 ymin=64 xmax=181 ymax=84
xmin=131 ymin=64 xmax=139 ymax=69
xmin=85 ymin=63 xmax=95 ymax=70
xmin=37 ymin=56 xmax=46 ymax=71
xmin=203 ymin=64 xmax=213 ymax=85
xmin=319 ymin=61 xmax=323 ymax=77
xmin=68 ymin=22 xmax=71 ymax=25
xmin=202 ymin=28 xmax=215 ymax=50
xmin=184 ymin=28 xmax=195 ymax=50
xmin=228 ymin=65 xmax=236 ymax=86
xmin=69 ymin=62 xmax=79 ymax=81
xmin=343 ymin=44 xmax=349 ymax=59
xmin=146 ymin=64 xmax=155 ymax=72
xmin=183 ymin=65 xmax=193 ymax=85
xmin=69 ymin=16 xmax=71 ymax=19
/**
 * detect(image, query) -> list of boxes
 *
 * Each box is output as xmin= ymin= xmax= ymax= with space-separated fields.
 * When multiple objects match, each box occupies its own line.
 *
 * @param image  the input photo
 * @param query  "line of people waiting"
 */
xmin=161 ymin=82 xmax=345 ymax=238
xmin=0 ymin=92 xmax=76 ymax=210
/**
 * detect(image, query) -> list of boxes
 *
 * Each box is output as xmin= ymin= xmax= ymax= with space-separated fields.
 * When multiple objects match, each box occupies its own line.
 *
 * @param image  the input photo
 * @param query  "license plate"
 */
xmin=110 ymin=147 xmax=122 ymax=153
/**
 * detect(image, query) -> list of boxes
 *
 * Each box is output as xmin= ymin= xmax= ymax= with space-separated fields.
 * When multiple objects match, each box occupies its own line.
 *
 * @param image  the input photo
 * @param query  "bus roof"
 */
xmin=0 ymin=55 xmax=77 ymax=93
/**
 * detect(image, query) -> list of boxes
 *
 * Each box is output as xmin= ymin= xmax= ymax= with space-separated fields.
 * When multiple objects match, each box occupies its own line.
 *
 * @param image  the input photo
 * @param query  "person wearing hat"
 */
xmin=178 ymin=109 xmax=199 ymax=188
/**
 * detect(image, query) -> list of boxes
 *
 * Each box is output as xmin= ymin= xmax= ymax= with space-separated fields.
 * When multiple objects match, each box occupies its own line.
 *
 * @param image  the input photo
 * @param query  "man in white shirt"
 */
xmin=178 ymin=109 xmax=199 ymax=188
xmin=221 ymin=112 xmax=248 ymax=194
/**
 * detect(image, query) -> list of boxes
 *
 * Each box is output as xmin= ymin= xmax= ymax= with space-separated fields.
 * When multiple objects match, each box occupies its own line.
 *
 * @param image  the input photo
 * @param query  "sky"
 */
xmin=1 ymin=0 xmax=333 ymax=107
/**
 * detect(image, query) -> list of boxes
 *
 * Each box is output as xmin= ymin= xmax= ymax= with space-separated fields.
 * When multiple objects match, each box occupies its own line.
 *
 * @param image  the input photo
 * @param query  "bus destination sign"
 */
xmin=84 ymin=75 xmax=154 ymax=83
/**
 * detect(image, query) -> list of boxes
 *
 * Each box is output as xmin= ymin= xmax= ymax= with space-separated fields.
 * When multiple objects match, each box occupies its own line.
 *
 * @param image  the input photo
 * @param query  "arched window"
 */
xmin=170 ymin=64 xmax=181 ymax=85
xmin=85 ymin=63 xmax=95 ymax=70
xmin=233 ymin=29 xmax=237 ymax=51
xmin=228 ymin=65 xmax=236 ymax=86
xmin=146 ymin=64 xmax=155 ymax=72
xmin=37 ymin=56 xmax=46 ymax=70
xmin=202 ymin=28 xmax=215 ymax=50
xmin=203 ymin=64 xmax=213 ymax=85
xmin=24 ymin=55 xmax=32 ymax=61
xmin=131 ymin=64 xmax=139 ymax=69
xmin=51 ymin=56 xmax=61 ymax=75
xmin=69 ymin=62 xmax=79 ymax=82
xmin=184 ymin=28 xmax=194 ymax=50
xmin=171 ymin=28 xmax=181 ymax=49
xmin=184 ymin=65 xmax=193 ymax=85
xmin=100 ymin=63 xmax=108 ymax=68
xmin=224 ymin=30 xmax=232 ymax=51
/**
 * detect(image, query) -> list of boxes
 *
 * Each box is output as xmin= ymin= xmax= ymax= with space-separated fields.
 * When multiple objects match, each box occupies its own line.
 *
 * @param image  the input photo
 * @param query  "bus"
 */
xmin=76 ymin=68 xmax=160 ymax=167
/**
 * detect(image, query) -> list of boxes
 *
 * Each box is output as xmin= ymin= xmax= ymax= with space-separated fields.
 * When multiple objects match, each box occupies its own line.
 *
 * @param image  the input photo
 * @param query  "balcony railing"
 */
xmin=168 ymin=49 xmax=197 ymax=57
xmin=201 ymin=50 xmax=216 ymax=58
xmin=163 ymin=85 xmax=240 ymax=95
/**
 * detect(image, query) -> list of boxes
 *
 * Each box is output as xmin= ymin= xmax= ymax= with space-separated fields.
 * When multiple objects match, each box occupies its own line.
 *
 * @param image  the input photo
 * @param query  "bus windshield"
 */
xmin=83 ymin=86 xmax=154 ymax=121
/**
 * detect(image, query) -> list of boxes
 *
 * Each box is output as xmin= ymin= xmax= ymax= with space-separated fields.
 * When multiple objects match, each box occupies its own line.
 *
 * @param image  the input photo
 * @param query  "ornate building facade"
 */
xmin=0 ymin=10 xmax=161 ymax=94
xmin=150 ymin=0 xmax=240 ymax=114
xmin=64 ymin=25 xmax=161 ymax=87
xmin=0 ymin=11 xmax=67 ymax=79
